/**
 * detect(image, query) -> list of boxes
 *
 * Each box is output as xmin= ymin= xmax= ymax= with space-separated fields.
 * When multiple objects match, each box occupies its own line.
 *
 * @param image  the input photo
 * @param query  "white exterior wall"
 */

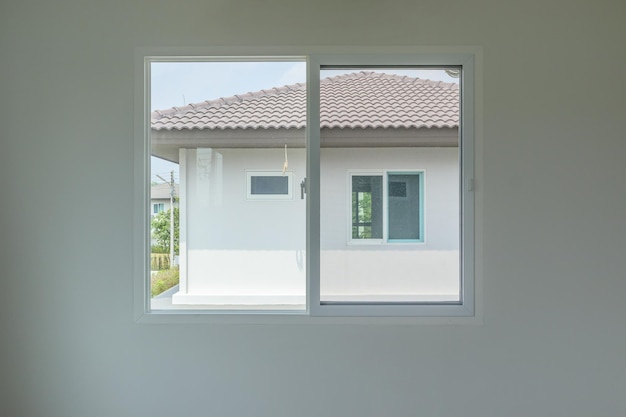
xmin=321 ymin=148 xmax=459 ymax=300
xmin=174 ymin=146 xmax=459 ymax=304
xmin=174 ymin=147 xmax=307 ymax=305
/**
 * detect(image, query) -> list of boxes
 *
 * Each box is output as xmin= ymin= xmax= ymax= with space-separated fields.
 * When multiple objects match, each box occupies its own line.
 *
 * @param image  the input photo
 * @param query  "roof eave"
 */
xmin=151 ymin=127 xmax=458 ymax=163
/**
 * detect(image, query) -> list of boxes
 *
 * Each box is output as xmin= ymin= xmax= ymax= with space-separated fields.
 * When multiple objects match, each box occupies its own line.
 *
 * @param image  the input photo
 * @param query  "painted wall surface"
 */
xmin=175 ymin=147 xmax=458 ymax=304
xmin=321 ymin=147 xmax=459 ymax=300
xmin=2 ymin=1 xmax=626 ymax=417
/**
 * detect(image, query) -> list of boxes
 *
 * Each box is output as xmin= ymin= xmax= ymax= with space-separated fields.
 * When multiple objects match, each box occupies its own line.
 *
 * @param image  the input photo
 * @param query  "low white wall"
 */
xmin=174 ymin=146 xmax=459 ymax=305
xmin=173 ymin=250 xmax=306 ymax=305
xmin=321 ymin=250 xmax=459 ymax=301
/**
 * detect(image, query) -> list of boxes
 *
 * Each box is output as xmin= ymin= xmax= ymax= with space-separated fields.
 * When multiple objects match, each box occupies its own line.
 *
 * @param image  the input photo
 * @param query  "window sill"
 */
xmin=136 ymin=309 xmax=482 ymax=326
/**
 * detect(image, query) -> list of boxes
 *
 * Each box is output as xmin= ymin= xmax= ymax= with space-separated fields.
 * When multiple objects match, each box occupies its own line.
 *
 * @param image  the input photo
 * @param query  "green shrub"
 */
xmin=151 ymin=267 xmax=179 ymax=297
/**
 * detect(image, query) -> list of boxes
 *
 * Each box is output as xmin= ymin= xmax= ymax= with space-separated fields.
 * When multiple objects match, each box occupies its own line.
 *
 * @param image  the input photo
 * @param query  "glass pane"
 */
xmin=251 ymin=176 xmax=289 ymax=195
xmin=351 ymin=175 xmax=382 ymax=239
xmin=150 ymin=60 xmax=307 ymax=311
xmin=320 ymin=66 xmax=461 ymax=304
xmin=388 ymin=173 xmax=421 ymax=240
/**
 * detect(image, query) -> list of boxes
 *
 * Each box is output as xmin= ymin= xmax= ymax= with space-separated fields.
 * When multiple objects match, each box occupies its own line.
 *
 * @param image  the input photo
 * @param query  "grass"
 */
xmin=151 ymin=267 xmax=179 ymax=297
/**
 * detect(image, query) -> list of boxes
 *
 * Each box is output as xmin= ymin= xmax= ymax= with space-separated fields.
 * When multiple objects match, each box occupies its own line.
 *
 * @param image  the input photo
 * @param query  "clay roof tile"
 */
xmin=151 ymin=71 xmax=459 ymax=131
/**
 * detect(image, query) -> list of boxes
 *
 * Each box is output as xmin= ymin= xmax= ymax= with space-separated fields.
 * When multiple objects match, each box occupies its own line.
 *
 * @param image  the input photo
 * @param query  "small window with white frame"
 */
xmin=246 ymin=171 xmax=293 ymax=200
xmin=153 ymin=203 xmax=165 ymax=214
xmin=135 ymin=49 xmax=476 ymax=320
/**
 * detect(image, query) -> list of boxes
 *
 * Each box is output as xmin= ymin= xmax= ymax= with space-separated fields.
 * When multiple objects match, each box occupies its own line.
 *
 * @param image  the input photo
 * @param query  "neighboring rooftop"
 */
xmin=151 ymin=72 xmax=459 ymax=131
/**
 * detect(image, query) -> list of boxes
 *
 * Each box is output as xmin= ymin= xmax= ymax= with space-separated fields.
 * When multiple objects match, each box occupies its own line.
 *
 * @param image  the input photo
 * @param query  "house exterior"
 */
xmin=151 ymin=71 xmax=460 ymax=306
xmin=150 ymin=183 xmax=179 ymax=217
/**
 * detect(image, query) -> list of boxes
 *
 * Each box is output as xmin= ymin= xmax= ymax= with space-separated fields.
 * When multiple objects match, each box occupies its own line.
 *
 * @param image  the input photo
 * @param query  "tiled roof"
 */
xmin=151 ymin=72 xmax=459 ymax=131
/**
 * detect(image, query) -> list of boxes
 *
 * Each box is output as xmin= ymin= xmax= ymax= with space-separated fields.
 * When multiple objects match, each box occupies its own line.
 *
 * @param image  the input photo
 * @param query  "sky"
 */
xmin=150 ymin=61 xmax=459 ymax=184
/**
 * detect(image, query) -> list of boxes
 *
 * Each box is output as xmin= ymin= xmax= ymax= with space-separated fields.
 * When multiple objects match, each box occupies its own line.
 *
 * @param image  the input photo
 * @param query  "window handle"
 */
xmin=300 ymin=178 xmax=306 ymax=199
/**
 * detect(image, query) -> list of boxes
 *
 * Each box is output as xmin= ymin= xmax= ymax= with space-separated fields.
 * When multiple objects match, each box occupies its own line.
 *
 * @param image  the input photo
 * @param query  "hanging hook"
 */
xmin=282 ymin=144 xmax=288 ymax=175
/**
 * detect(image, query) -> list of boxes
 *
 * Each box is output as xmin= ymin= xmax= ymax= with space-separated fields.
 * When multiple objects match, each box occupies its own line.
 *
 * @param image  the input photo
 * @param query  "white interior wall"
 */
xmin=2 ymin=1 xmax=626 ymax=417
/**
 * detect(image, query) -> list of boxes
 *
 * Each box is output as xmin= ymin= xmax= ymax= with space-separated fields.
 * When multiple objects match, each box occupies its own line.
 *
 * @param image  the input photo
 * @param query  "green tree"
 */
xmin=151 ymin=207 xmax=179 ymax=255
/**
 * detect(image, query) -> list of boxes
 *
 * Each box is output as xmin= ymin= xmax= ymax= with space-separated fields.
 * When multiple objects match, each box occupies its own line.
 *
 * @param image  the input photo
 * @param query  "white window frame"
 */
xmin=133 ymin=46 xmax=479 ymax=323
xmin=348 ymin=170 xmax=425 ymax=245
xmin=246 ymin=170 xmax=293 ymax=200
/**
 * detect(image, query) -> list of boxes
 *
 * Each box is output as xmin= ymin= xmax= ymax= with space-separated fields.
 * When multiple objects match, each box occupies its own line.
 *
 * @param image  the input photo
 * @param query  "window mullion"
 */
xmin=306 ymin=56 xmax=321 ymax=315
xmin=383 ymin=171 xmax=389 ymax=243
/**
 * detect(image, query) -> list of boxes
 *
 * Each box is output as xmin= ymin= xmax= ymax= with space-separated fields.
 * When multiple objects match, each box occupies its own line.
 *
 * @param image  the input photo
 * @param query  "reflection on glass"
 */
xmin=149 ymin=60 xmax=306 ymax=310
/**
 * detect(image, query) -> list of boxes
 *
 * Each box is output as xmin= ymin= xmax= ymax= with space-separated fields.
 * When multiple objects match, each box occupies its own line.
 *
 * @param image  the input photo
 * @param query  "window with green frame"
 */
xmin=350 ymin=171 xmax=424 ymax=243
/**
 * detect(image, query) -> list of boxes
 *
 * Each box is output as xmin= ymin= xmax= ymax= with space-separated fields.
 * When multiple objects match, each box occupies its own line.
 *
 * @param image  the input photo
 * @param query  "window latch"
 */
xmin=300 ymin=178 xmax=306 ymax=199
